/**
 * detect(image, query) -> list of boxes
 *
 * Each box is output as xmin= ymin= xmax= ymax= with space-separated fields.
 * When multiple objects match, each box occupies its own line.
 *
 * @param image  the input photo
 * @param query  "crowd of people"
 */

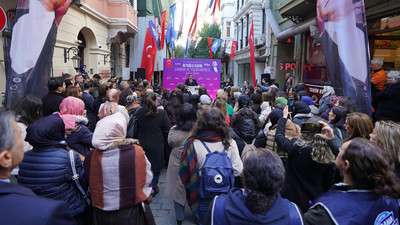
xmin=1 ymin=66 xmax=400 ymax=225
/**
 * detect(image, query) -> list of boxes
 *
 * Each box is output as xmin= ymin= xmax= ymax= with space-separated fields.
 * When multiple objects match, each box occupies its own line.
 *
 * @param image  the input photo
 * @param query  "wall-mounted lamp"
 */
xmin=64 ymin=47 xmax=81 ymax=72
xmin=104 ymin=54 xmax=110 ymax=65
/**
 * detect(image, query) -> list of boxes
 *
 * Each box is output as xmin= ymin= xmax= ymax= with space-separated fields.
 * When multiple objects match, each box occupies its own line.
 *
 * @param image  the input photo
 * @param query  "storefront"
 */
xmin=369 ymin=14 xmax=400 ymax=71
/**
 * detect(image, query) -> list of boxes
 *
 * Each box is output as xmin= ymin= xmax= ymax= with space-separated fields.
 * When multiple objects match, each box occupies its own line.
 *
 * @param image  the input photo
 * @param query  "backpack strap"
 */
xmin=200 ymin=140 xmax=226 ymax=154
xmin=68 ymin=150 xmax=91 ymax=205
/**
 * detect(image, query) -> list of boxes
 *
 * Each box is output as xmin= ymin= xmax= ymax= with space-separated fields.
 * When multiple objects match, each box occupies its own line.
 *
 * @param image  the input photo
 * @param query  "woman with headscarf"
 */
xmin=18 ymin=113 xmax=88 ymax=224
xmin=134 ymin=92 xmax=170 ymax=195
xmin=79 ymin=64 xmax=88 ymax=76
xmin=84 ymin=111 xmax=155 ymax=225
xmin=98 ymin=88 xmax=129 ymax=123
xmin=59 ymin=96 xmax=93 ymax=156
xmin=275 ymin=106 xmax=336 ymax=213
xmin=319 ymin=86 xmax=336 ymax=115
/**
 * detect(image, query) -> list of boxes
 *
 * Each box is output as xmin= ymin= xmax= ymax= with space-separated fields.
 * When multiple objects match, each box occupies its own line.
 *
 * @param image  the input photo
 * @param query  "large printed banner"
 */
xmin=317 ymin=0 xmax=371 ymax=116
xmin=163 ymin=59 xmax=220 ymax=99
xmin=6 ymin=0 xmax=72 ymax=107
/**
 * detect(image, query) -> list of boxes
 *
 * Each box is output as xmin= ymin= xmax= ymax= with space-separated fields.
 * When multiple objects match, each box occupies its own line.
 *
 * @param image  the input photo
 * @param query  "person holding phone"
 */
xmin=274 ymin=106 xmax=336 ymax=213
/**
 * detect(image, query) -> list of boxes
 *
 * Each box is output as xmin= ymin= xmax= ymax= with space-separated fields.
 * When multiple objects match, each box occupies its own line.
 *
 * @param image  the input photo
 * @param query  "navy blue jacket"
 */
xmin=66 ymin=124 xmax=93 ymax=156
xmin=0 ymin=181 xmax=76 ymax=225
xmin=81 ymin=91 xmax=97 ymax=131
xmin=206 ymin=188 xmax=303 ymax=225
xmin=18 ymin=114 xmax=87 ymax=216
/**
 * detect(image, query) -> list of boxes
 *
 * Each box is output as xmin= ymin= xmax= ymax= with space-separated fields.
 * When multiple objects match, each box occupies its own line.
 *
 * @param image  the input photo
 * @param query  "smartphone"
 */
xmin=301 ymin=122 xmax=322 ymax=133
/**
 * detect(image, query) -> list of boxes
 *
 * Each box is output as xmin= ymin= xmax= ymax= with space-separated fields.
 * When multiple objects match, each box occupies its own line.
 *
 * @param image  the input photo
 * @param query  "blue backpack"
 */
xmin=199 ymin=140 xmax=235 ymax=199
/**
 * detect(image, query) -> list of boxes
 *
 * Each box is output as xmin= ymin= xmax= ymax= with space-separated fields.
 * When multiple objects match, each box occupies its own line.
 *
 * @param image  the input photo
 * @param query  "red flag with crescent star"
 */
xmin=230 ymin=41 xmax=237 ymax=60
xmin=141 ymin=28 xmax=157 ymax=82
xmin=208 ymin=38 xmax=213 ymax=59
xmin=249 ymin=14 xmax=256 ymax=87
xmin=160 ymin=10 xmax=166 ymax=49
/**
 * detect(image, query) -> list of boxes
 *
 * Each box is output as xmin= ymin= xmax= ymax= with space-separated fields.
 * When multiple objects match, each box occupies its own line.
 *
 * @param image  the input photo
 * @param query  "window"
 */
xmin=246 ymin=14 xmax=249 ymax=46
xmin=237 ymin=22 xmax=240 ymax=49
xmin=125 ymin=39 xmax=131 ymax=68
xmin=262 ymin=9 xmax=266 ymax=34
xmin=226 ymin=22 xmax=231 ymax=38
xmin=241 ymin=19 xmax=244 ymax=49
xmin=237 ymin=0 xmax=239 ymax=10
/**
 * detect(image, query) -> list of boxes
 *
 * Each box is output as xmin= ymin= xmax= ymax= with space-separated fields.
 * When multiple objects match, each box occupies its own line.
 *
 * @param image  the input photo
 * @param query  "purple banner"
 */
xmin=163 ymin=58 xmax=221 ymax=99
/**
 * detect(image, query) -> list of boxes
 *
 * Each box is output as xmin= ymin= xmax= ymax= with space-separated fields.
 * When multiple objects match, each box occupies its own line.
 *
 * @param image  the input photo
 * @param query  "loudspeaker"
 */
xmin=136 ymin=68 xmax=146 ymax=80
xmin=261 ymin=73 xmax=271 ymax=84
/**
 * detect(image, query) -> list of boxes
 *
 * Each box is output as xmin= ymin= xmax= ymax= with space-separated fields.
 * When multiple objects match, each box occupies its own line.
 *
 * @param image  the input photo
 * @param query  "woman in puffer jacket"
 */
xmin=18 ymin=113 xmax=87 ymax=223
xmin=230 ymin=108 xmax=266 ymax=156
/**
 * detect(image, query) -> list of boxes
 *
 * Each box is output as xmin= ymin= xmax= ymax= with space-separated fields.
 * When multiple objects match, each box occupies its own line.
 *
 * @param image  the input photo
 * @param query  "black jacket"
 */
xmin=185 ymin=78 xmax=198 ymax=86
xmin=275 ymin=118 xmax=336 ymax=213
xmin=41 ymin=91 xmax=64 ymax=117
xmin=231 ymin=118 xmax=266 ymax=156
xmin=375 ymin=82 xmax=400 ymax=122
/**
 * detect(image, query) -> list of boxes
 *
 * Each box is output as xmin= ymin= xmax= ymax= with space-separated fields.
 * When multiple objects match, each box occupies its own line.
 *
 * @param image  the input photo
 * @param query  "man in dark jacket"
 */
xmin=0 ymin=109 xmax=75 ymax=225
xmin=41 ymin=77 xmax=65 ymax=117
xmin=81 ymin=82 xmax=97 ymax=131
xmin=375 ymin=71 xmax=400 ymax=122
xmin=185 ymin=74 xmax=198 ymax=86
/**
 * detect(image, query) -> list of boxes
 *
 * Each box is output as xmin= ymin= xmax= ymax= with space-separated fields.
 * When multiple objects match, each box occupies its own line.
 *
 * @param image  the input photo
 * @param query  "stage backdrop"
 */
xmin=163 ymin=58 xmax=221 ymax=99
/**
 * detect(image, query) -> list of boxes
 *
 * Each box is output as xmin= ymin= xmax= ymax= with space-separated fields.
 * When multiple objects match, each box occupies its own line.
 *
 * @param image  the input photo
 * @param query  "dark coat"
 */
xmin=135 ymin=108 xmax=170 ymax=173
xmin=41 ymin=91 xmax=64 ymax=117
xmin=375 ymin=82 xmax=400 ymax=122
xmin=0 ymin=182 xmax=75 ymax=225
xmin=81 ymin=91 xmax=97 ymax=131
xmin=231 ymin=118 xmax=266 ymax=156
xmin=18 ymin=114 xmax=87 ymax=216
xmin=65 ymin=124 xmax=93 ymax=156
xmin=185 ymin=78 xmax=198 ymax=86
xmin=275 ymin=118 xmax=336 ymax=213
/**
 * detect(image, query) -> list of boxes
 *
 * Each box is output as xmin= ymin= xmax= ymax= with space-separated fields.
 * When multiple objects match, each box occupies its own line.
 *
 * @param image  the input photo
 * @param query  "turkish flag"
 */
xmin=166 ymin=58 xmax=173 ymax=68
xmin=249 ymin=16 xmax=256 ymax=87
xmin=208 ymin=38 xmax=213 ymax=59
xmin=230 ymin=41 xmax=237 ymax=60
xmin=160 ymin=10 xmax=166 ymax=49
xmin=141 ymin=28 xmax=157 ymax=83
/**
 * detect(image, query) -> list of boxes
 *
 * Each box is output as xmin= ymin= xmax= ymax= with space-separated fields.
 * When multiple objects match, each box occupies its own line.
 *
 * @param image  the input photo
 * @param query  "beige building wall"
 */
xmin=54 ymin=5 xmax=112 ymax=78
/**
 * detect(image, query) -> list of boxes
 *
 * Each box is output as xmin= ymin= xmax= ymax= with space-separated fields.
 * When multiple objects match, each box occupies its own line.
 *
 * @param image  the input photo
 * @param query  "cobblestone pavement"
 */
xmin=150 ymin=168 xmax=197 ymax=225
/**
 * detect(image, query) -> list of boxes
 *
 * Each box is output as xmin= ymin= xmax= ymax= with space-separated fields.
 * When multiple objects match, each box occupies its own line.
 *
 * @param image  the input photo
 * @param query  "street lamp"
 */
xmin=64 ymin=47 xmax=81 ymax=72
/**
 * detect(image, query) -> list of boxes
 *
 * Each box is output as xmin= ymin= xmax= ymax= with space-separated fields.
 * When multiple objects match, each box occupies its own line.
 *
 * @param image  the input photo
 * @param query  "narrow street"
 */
xmin=150 ymin=168 xmax=197 ymax=225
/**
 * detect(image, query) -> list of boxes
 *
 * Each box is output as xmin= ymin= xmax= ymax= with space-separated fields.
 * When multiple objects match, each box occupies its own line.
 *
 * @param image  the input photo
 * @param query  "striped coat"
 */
xmin=84 ymin=140 xmax=153 ymax=211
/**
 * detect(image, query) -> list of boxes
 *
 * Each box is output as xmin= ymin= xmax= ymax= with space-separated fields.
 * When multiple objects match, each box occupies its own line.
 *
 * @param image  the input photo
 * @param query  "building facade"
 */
xmin=0 ymin=0 xmax=138 ymax=104
xmin=266 ymin=0 xmax=400 ymax=89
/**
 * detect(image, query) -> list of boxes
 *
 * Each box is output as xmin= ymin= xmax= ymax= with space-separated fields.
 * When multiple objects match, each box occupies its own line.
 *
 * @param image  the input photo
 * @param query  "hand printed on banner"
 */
xmin=317 ymin=0 xmax=353 ymax=23
xmin=166 ymin=76 xmax=171 ymax=80
xmin=198 ymin=77 xmax=203 ymax=81
xmin=40 ymin=0 xmax=72 ymax=26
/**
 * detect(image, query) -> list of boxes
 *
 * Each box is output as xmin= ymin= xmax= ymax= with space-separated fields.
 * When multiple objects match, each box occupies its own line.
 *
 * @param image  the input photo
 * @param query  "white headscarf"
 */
xmin=322 ymin=86 xmax=335 ymax=99
xmin=92 ymin=112 xmax=127 ymax=150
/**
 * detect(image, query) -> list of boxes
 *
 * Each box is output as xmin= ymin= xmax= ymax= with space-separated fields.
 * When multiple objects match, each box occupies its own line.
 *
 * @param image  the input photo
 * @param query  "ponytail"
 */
xmin=142 ymin=92 xmax=158 ymax=117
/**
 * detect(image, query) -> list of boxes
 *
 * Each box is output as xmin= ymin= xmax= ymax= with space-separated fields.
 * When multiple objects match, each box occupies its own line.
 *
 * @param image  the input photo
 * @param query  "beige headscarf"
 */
xmin=98 ymin=89 xmax=121 ymax=119
xmin=92 ymin=112 xmax=127 ymax=150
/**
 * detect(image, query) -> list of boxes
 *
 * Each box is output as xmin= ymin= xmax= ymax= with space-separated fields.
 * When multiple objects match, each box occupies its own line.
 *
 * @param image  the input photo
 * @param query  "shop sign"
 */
xmin=279 ymin=61 xmax=296 ymax=71
xmin=304 ymin=83 xmax=324 ymax=106
xmin=99 ymin=70 xmax=111 ymax=78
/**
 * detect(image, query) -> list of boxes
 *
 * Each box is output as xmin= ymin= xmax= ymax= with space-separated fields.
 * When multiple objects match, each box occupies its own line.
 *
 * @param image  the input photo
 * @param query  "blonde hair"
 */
xmin=294 ymin=117 xmax=335 ymax=164
xmin=374 ymin=121 xmax=400 ymax=163
xmin=217 ymin=89 xmax=227 ymax=101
